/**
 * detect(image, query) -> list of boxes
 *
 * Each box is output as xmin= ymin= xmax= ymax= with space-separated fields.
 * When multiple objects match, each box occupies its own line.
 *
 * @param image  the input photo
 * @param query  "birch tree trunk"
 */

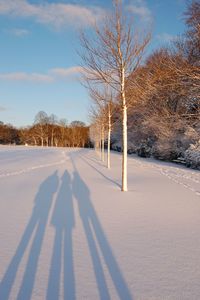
xmin=122 ymin=103 xmax=127 ymax=191
xmin=102 ymin=125 xmax=105 ymax=162
xmin=121 ymin=67 xmax=128 ymax=191
xmin=107 ymin=109 xmax=111 ymax=169
xmin=99 ymin=130 xmax=102 ymax=159
xmin=33 ymin=137 xmax=37 ymax=146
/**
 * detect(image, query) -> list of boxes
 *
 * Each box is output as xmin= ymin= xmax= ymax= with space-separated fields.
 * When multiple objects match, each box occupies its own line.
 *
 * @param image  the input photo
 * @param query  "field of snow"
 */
xmin=0 ymin=146 xmax=200 ymax=300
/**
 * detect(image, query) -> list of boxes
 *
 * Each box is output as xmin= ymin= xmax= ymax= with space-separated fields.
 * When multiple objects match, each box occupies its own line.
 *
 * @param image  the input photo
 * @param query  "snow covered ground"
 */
xmin=0 ymin=146 xmax=200 ymax=300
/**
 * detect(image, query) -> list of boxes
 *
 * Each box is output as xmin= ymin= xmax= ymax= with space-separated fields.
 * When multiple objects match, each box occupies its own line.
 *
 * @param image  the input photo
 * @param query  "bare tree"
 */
xmin=49 ymin=114 xmax=58 ymax=147
xmin=183 ymin=0 xmax=200 ymax=65
xmin=88 ymin=104 xmax=105 ymax=160
xmin=89 ymin=84 xmax=116 ymax=168
xmin=34 ymin=111 xmax=49 ymax=146
xmin=80 ymin=0 xmax=151 ymax=191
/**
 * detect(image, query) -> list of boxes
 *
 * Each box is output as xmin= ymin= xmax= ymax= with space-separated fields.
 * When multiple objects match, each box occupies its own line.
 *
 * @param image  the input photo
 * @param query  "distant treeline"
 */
xmin=0 ymin=111 xmax=90 ymax=148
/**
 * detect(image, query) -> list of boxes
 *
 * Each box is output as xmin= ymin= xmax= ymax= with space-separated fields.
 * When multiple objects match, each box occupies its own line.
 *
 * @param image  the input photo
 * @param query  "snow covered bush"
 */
xmin=152 ymin=140 xmax=178 ymax=161
xmin=184 ymin=140 xmax=200 ymax=169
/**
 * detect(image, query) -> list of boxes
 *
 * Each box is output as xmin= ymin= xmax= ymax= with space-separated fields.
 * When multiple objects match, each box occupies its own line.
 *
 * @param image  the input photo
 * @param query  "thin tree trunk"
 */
xmin=51 ymin=131 xmax=54 ymax=147
xmin=102 ymin=125 xmax=105 ymax=162
xmin=107 ymin=109 xmax=111 ymax=169
xmin=122 ymin=103 xmax=127 ymax=191
xmin=33 ymin=137 xmax=37 ymax=146
xmin=121 ymin=66 xmax=128 ymax=191
xmin=99 ymin=130 xmax=102 ymax=158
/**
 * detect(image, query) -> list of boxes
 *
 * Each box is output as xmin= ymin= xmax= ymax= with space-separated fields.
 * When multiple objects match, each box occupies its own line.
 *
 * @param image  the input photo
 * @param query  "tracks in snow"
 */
xmin=129 ymin=157 xmax=200 ymax=197
xmin=0 ymin=151 xmax=69 ymax=179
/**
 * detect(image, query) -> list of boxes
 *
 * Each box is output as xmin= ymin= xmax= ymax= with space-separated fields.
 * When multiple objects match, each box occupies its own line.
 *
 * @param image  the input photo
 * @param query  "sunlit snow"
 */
xmin=0 ymin=146 xmax=200 ymax=299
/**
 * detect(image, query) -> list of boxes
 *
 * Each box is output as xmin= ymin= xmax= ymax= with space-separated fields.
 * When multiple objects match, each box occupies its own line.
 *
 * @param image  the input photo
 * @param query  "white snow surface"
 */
xmin=0 ymin=146 xmax=200 ymax=300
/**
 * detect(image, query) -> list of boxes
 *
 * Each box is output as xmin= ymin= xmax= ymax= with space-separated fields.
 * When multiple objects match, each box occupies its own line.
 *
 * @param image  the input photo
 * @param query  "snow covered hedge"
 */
xmin=110 ymin=120 xmax=200 ymax=169
xmin=184 ymin=140 xmax=200 ymax=169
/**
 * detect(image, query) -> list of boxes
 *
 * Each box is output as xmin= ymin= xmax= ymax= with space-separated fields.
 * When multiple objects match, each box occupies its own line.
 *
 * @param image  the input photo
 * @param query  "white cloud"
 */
xmin=50 ymin=66 xmax=84 ymax=77
xmin=0 ymin=72 xmax=53 ymax=83
xmin=0 ymin=0 xmax=105 ymax=29
xmin=127 ymin=0 xmax=152 ymax=23
xmin=0 ymin=66 xmax=83 ymax=83
xmin=156 ymin=33 xmax=177 ymax=43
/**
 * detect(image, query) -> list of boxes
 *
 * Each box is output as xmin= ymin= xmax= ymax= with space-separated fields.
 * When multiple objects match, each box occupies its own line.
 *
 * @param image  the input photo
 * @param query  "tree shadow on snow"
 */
xmin=0 ymin=171 xmax=59 ymax=300
xmin=46 ymin=170 xmax=75 ymax=300
xmin=80 ymin=155 xmax=121 ymax=189
xmin=71 ymin=157 xmax=132 ymax=300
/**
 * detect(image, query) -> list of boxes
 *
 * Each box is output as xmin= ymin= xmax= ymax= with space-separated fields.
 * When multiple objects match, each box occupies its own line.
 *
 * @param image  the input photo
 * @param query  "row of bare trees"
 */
xmin=21 ymin=112 xmax=90 ymax=147
xmin=80 ymin=0 xmax=151 ymax=191
xmin=0 ymin=112 xmax=90 ymax=148
xmin=80 ymin=0 xmax=200 ymax=190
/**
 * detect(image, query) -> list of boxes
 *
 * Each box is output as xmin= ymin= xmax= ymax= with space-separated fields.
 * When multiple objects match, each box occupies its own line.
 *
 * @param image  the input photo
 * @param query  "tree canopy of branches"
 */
xmin=183 ymin=0 xmax=200 ymax=65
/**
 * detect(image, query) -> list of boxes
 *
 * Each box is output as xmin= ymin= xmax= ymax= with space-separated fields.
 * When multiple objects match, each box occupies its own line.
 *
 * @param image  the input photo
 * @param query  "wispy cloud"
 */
xmin=0 ymin=105 xmax=7 ymax=111
xmin=0 ymin=66 xmax=83 ymax=83
xmin=0 ymin=72 xmax=53 ymax=83
xmin=156 ymin=33 xmax=177 ymax=43
xmin=6 ymin=28 xmax=30 ymax=37
xmin=126 ymin=0 xmax=153 ymax=23
xmin=0 ymin=0 xmax=105 ymax=30
xmin=50 ymin=66 xmax=84 ymax=78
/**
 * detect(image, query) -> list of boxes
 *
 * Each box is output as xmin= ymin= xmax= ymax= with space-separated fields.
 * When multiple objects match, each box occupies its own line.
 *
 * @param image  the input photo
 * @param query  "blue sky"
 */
xmin=0 ymin=0 xmax=187 ymax=127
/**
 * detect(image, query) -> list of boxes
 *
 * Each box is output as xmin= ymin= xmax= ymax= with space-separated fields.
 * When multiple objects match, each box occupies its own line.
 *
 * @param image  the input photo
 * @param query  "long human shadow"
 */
xmin=0 ymin=171 xmax=59 ymax=300
xmin=71 ymin=157 xmax=133 ymax=300
xmin=46 ymin=171 xmax=75 ymax=300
